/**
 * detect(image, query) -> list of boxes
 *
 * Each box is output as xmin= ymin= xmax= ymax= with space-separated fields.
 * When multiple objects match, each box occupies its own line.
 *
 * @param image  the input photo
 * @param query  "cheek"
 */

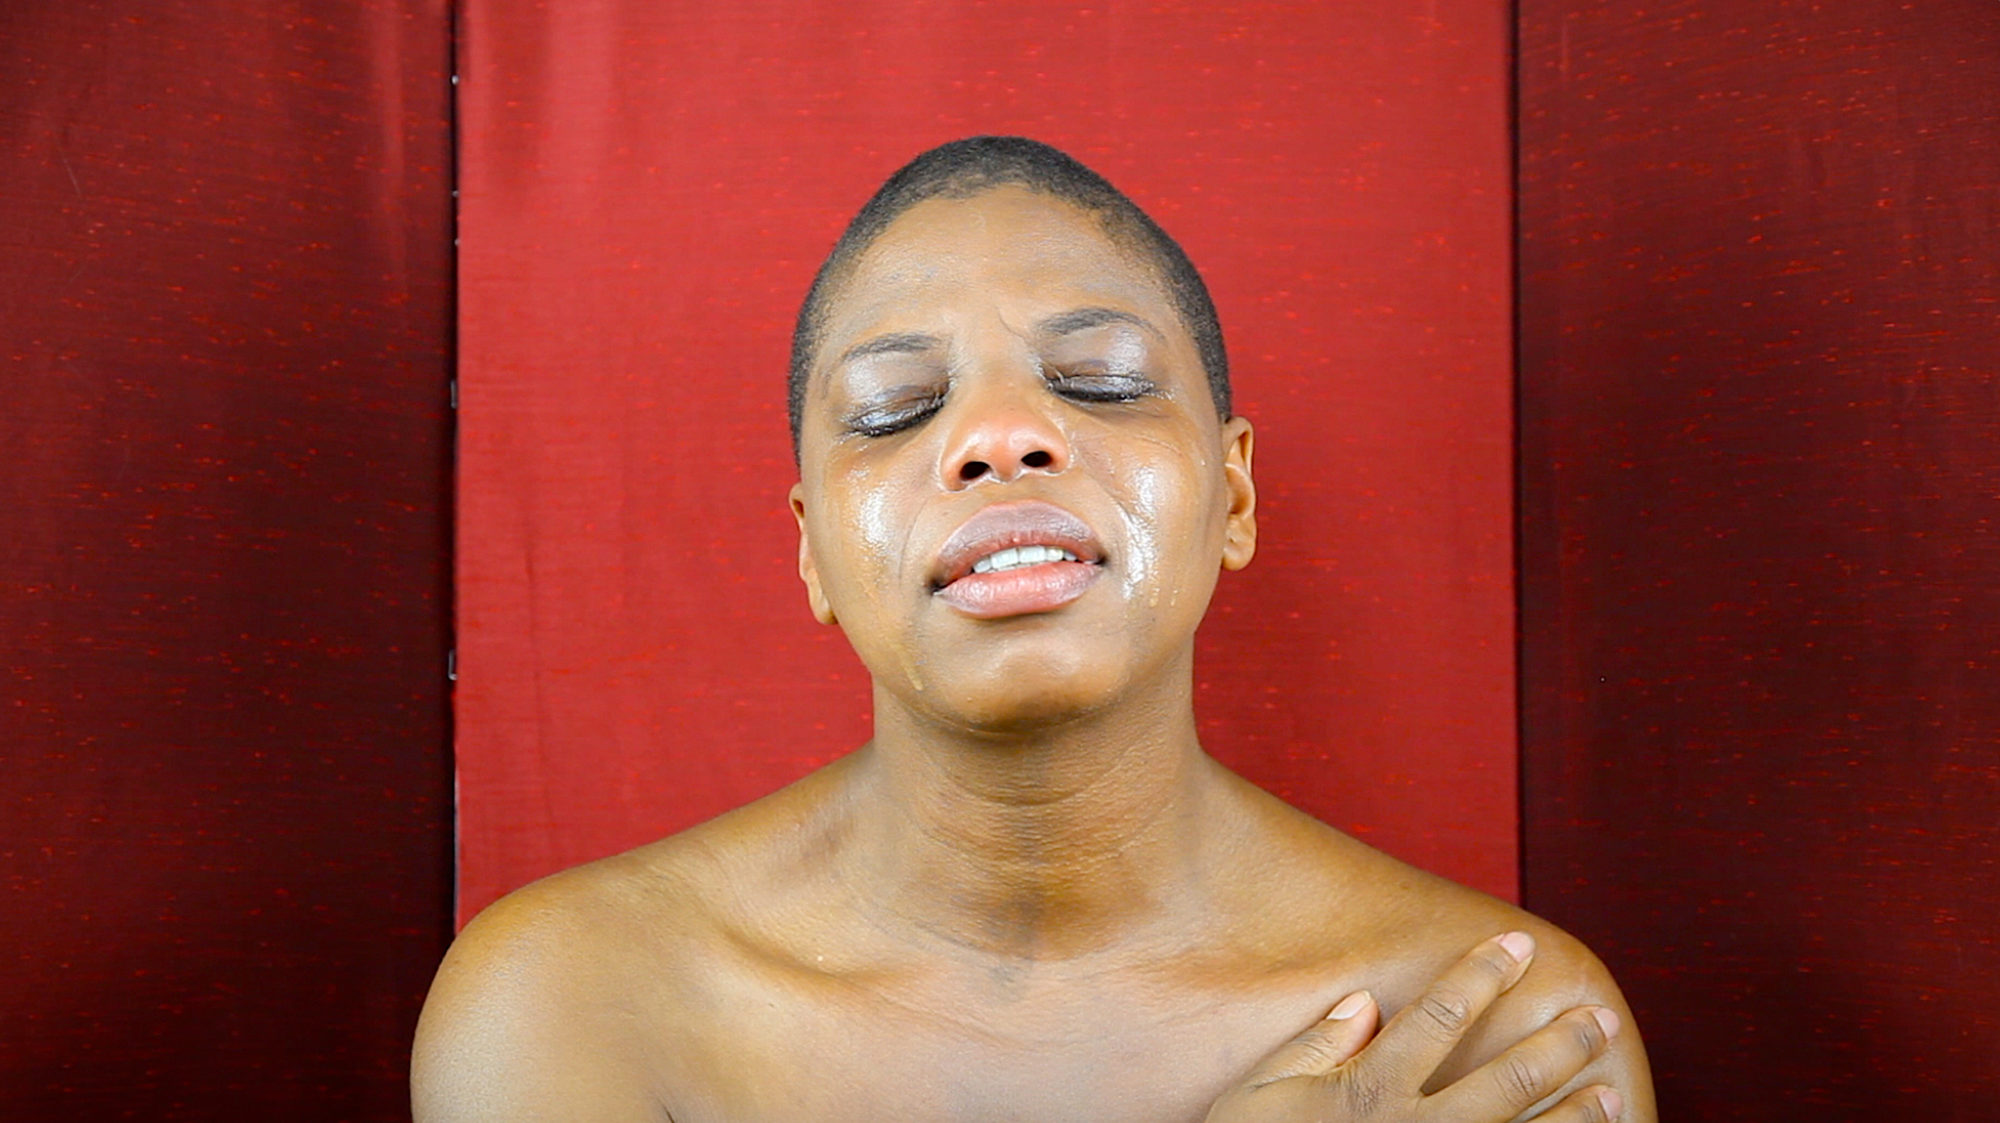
xmin=812 ymin=459 xmax=921 ymax=608
xmin=850 ymin=473 xmax=901 ymax=575
xmin=1080 ymin=425 xmax=1225 ymax=611
xmin=1117 ymin=461 xmax=1166 ymax=602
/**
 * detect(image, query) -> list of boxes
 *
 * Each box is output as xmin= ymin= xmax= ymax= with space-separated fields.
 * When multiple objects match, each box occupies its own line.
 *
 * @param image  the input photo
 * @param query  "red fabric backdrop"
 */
xmin=1519 ymin=1 xmax=2000 ymax=1115
xmin=2 ymin=1 xmax=453 ymax=1116
xmin=456 ymin=0 xmax=1517 ymax=923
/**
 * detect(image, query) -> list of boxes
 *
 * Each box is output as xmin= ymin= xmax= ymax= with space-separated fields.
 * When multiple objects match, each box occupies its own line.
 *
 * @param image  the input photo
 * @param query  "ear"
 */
xmin=789 ymin=482 xmax=838 ymax=626
xmin=1219 ymin=416 xmax=1257 ymax=572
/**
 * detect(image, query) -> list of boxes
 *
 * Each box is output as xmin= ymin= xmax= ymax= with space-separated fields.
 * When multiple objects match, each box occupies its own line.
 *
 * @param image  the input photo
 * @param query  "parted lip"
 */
xmin=930 ymin=500 xmax=1106 ymax=589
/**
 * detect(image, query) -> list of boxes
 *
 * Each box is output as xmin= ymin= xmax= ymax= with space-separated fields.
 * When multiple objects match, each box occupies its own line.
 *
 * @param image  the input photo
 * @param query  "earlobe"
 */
xmin=1220 ymin=417 xmax=1257 ymax=571
xmin=790 ymin=482 xmax=838 ymax=626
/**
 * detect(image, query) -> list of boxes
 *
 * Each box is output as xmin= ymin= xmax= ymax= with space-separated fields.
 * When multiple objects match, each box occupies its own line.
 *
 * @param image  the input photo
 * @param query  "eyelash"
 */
xmin=845 ymin=372 xmax=1157 ymax=439
xmin=848 ymin=392 xmax=947 ymax=438
xmin=1048 ymin=371 xmax=1156 ymax=403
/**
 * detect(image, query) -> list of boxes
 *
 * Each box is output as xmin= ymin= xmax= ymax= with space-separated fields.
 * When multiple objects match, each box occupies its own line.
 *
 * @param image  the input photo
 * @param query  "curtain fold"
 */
xmin=1519 ymin=1 xmax=2000 ymax=1114
xmin=1 ymin=2 xmax=453 ymax=1116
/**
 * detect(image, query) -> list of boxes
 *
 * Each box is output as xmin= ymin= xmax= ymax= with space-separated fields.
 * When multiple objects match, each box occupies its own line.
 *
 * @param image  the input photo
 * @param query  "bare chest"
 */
xmin=654 ymin=968 xmax=1328 ymax=1123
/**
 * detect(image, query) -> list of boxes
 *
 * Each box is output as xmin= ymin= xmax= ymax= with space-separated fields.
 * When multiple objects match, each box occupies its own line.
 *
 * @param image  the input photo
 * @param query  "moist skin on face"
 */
xmin=792 ymin=186 xmax=1253 ymax=736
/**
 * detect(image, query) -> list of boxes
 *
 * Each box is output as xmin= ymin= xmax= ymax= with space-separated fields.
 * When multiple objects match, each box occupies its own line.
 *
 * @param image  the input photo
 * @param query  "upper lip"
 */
xmin=931 ymin=500 xmax=1106 ymax=589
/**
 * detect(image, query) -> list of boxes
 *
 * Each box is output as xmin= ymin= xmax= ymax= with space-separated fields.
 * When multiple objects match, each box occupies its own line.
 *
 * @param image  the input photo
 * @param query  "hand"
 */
xmin=1205 ymin=933 xmax=1625 ymax=1123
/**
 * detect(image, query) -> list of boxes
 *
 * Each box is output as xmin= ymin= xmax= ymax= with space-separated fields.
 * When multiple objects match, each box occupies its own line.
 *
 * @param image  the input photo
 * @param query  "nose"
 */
xmin=936 ymin=369 xmax=1072 ymax=488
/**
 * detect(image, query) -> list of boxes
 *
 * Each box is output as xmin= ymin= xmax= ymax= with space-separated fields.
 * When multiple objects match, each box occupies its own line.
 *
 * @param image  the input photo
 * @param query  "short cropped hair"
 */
xmin=787 ymin=136 xmax=1230 ymax=458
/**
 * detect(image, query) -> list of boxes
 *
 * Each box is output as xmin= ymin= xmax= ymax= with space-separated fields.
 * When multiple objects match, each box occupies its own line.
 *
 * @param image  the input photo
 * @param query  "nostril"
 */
xmin=959 ymin=460 xmax=990 ymax=482
xmin=1022 ymin=450 xmax=1053 ymax=470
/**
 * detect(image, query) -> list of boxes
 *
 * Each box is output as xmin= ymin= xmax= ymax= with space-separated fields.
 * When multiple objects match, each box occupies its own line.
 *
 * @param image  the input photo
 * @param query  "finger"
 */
xmin=1357 ymin=931 xmax=1535 ymax=1087
xmin=1240 ymin=990 xmax=1380 ymax=1086
xmin=1430 ymin=1004 xmax=1620 ymax=1119
xmin=1523 ymin=1083 xmax=1626 ymax=1123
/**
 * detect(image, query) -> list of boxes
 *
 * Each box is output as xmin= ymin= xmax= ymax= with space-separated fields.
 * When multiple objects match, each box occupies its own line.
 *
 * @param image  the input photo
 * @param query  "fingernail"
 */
xmin=1591 ymin=1006 xmax=1621 ymax=1040
xmin=1498 ymin=931 xmax=1536 ymax=962
xmin=1596 ymin=1086 xmax=1625 ymax=1119
xmin=1327 ymin=991 xmax=1371 ymax=1020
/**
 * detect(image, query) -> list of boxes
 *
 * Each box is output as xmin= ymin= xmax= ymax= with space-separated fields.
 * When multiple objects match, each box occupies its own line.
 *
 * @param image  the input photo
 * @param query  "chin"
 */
xmin=919 ymin=661 xmax=1131 ymax=737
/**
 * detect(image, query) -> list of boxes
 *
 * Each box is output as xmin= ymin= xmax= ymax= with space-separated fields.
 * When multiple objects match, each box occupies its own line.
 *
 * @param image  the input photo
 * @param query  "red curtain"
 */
xmin=1519 ymin=1 xmax=2000 ymax=1114
xmin=2 ymin=1 xmax=453 ymax=1117
xmin=455 ymin=0 xmax=1519 ymax=922
xmin=16 ymin=3 xmax=1994 ymax=1114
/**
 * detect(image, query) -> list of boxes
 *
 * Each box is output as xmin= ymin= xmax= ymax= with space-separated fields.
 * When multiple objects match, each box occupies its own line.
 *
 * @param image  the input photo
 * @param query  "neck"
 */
xmin=846 ymin=661 xmax=1229 ymax=963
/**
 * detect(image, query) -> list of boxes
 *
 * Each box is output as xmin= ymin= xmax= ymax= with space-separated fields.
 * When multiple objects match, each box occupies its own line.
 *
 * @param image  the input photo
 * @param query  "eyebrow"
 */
xmin=836 ymin=331 xmax=943 ymax=367
xmin=1034 ymin=306 xmax=1164 ymax=340
xmin=834 ymin=307 xmax=1161 ymax=369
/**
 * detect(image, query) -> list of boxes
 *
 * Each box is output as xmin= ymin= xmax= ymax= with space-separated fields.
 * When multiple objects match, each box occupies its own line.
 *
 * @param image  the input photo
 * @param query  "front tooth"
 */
xmin=970 ymin=544 xmax=1085 ymax=575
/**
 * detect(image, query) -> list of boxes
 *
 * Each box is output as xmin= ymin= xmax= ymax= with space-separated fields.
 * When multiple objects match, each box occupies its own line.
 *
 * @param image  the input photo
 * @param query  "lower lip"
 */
xmin=935 ymin=562 xmax=1100 ymax=619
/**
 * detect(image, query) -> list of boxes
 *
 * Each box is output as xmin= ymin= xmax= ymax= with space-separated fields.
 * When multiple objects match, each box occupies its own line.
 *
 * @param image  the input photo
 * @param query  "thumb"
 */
xmin=1243 ymin=991 xmax=1380 ymax=1087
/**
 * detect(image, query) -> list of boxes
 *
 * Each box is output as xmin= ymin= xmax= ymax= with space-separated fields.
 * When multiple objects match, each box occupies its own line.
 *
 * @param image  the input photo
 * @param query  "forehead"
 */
xmin=815 ymin=186 xmax=1178 ymax=353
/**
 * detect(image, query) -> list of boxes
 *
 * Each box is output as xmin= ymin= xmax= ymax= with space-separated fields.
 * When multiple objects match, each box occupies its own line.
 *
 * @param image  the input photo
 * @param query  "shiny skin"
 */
xmin=412 ymin=188 xmax=1656 ymax=1123
xmin=789 ymin=185 xmax=1255 ymax=735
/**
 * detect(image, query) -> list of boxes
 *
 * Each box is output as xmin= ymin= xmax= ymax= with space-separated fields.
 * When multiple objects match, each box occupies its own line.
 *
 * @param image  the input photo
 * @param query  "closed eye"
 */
xmin=843 ymin=369 xmax=1156 ymax=438
xmin=845 ymin=390 xmax=946 ymax=438
xmin=1047 ymin=370 xmax=1157 ymax=403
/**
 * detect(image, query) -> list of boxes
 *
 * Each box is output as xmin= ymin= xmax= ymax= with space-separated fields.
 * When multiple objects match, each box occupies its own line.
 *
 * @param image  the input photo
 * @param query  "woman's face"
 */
xmin=791 ymin=186 xmax=1255 ymax=733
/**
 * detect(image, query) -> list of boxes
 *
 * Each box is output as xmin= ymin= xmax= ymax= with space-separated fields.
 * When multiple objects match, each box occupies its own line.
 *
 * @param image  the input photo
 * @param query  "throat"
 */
xmin=846 ymin=717 xmax=1225 ymax=962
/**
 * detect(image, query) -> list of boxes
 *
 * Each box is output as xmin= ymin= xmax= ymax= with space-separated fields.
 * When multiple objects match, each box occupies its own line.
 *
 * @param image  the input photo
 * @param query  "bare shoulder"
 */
xmin=411 ymin=763 xmax=854 ymax=1122
xmin=1239 ymin=790 xmax=1657 ymax=1120
xmin=1387 ymin=870 xmax=1654 ymax=1121
xmin=409 ymin=843 xmax=712 ymax=1122
xmin=1329 ymin=839 xmax=1625 ymax=1025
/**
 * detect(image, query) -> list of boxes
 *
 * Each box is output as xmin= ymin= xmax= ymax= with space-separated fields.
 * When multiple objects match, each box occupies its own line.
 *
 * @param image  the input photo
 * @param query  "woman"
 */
xmin=414 ymin=136 xmax=1654 ymax=1122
